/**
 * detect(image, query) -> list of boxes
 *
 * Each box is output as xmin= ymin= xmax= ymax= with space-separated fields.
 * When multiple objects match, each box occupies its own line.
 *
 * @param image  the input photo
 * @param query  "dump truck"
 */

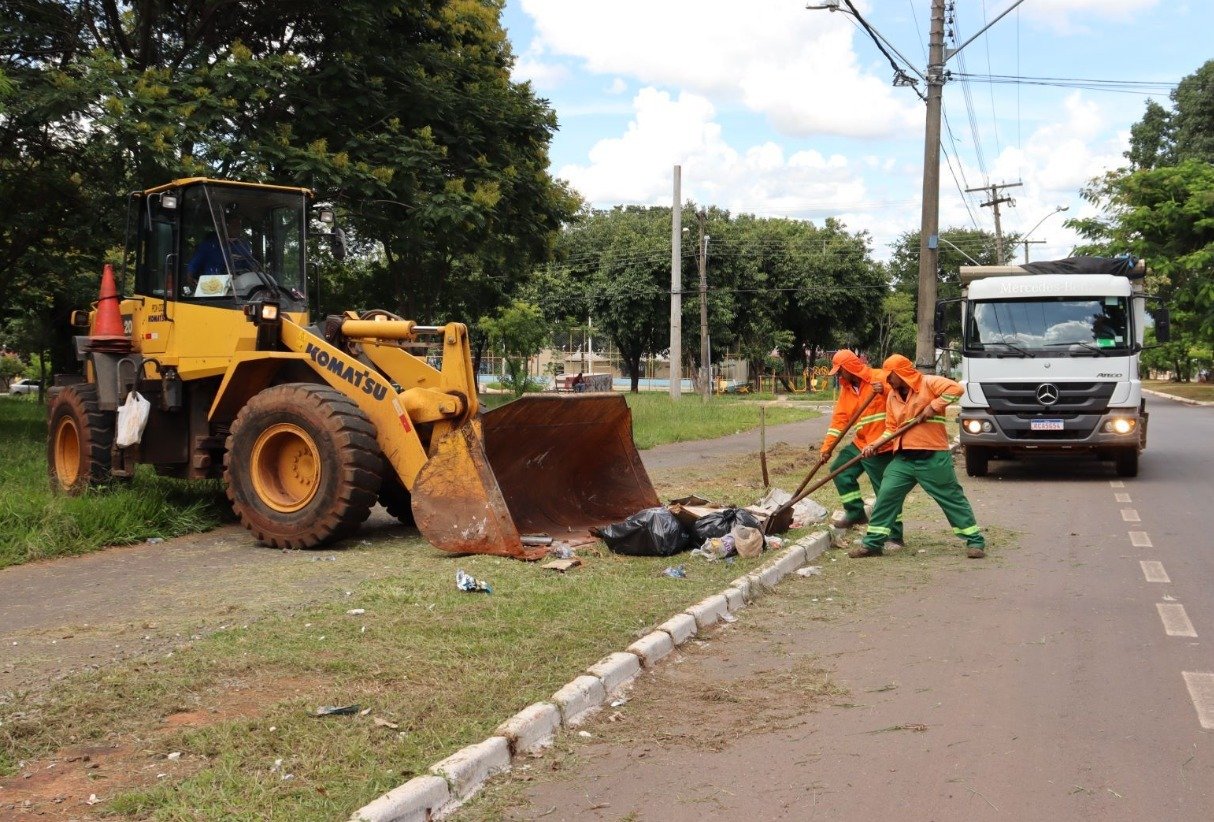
xmin=48 ymin=178 xmax=658 ymax=558
xmin=944 ymin=256 xmax=1169 ymax=479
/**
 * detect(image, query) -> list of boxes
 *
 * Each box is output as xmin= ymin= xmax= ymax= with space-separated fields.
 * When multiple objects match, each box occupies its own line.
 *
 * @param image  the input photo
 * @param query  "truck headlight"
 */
xmin=963 ymin=419 xmax=993 ymax=434
xmin=1103 ymin=418 xmax=1135 ymax=434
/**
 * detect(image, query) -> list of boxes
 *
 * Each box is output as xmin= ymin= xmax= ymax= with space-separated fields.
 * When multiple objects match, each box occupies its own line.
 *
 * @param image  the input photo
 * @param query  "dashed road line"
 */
xmin=1110 ymin=480 xmax=1125 ymax=488
xmin=1158 ymin=603 xmax=1197 ymax=637
xmin=1183 ymin=673 xmax=1214 ymax=729
xmin=1130 ymin=532 xmax=1153 ymax=548
xmin=1140 ymin=561 xmax=1170 ymax=583
xmin=1115 ymin=492 xmax=1132 ymax=503
xmin=1122 ymin=509 xmax=1141 ymax=523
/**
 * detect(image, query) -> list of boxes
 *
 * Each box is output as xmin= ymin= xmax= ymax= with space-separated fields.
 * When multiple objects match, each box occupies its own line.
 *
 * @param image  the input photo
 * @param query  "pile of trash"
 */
xmin=590 ymin=488 xmax=827 ymax=560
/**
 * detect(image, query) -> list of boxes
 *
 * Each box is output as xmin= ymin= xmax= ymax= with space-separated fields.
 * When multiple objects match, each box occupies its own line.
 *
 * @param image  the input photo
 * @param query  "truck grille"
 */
xmin=981 ymin=382 xmax=1115 ymax=414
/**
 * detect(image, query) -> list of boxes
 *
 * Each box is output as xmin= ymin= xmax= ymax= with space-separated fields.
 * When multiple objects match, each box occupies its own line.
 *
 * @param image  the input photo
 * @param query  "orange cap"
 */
xmin=828 ymin=349 xmax=863 ymax=376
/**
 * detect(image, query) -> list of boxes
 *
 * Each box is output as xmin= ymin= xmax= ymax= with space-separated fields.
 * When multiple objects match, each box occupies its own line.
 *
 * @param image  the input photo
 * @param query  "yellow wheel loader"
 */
xmin=48 ymin=178 xmax=658 ymax=559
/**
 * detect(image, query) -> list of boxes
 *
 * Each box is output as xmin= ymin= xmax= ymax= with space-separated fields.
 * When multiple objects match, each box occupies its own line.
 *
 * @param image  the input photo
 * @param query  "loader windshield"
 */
xmin=180 ymin=184 xmax=307 ymax=311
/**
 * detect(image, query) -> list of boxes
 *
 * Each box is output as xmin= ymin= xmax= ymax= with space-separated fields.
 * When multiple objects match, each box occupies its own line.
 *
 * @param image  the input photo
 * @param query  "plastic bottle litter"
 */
xmin=661 ymin=565 xmax=687 ymax=579
xmin=456 ymin=569 xmax=492 ymax=594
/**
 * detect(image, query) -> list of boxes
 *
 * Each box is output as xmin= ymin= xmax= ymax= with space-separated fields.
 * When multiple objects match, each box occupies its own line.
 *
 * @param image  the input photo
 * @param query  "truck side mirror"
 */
xmin=1154 ymin=307 xmax=1171 ymax=343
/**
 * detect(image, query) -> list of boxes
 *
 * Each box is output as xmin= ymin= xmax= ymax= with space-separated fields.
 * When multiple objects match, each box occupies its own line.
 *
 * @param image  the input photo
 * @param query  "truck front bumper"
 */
xmin=958 ymin=409 xmax=1144 ymax=451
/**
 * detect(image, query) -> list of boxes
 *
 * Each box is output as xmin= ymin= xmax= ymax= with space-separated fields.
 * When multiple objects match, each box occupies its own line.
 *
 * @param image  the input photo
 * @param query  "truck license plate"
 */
xmin=1030 ymin=419 xmax=1064 ymax=431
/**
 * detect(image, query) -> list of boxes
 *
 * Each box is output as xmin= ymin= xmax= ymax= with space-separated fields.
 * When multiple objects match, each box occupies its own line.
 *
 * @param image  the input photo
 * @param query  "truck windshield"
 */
xmin=966 ymin=297 xmax=1130 ymax=356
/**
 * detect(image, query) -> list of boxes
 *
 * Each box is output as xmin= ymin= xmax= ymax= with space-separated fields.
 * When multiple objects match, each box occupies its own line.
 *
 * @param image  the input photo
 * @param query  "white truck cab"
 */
xmin=949 ymin=257 xmax=1168 ymax=478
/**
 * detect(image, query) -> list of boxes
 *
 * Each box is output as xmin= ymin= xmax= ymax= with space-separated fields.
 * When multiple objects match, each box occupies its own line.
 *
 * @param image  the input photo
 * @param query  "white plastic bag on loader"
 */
xmin=115 ymin=391 xmax=151 ymax=448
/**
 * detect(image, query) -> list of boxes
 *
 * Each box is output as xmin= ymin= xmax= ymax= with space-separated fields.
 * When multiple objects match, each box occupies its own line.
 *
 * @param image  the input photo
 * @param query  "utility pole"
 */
xmin=967 ymin=181 xmax=1021 ymax=263
xmin=1021 ymin=238 xmax=1046 ymax=262
xmin=697 ymin=209 xmax=711 ymax=403
xmin=913 ymin=0 xmax=945 ymax=374
xmin=669 ymin=166 xmax=682 ymax=400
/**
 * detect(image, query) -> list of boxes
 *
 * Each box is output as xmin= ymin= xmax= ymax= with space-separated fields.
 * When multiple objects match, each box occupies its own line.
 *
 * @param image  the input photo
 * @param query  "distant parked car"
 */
xmin=7 ymin=378 xmax=41 ymax=395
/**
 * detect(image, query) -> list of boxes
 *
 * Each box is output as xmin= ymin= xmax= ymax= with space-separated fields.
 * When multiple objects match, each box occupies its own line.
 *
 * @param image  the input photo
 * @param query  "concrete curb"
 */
xmin=349 ymin=528 xmax=831 ymax=821
xmin=1143 ymin=387 xmax=1214 ymax=407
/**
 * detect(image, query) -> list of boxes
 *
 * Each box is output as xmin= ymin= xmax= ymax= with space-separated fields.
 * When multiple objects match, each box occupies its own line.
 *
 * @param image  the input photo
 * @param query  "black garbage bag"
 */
xmin=592 ymin=507 xmax=692 ymax=557
xmin=692 ymin=507 xmax=762 ymax=541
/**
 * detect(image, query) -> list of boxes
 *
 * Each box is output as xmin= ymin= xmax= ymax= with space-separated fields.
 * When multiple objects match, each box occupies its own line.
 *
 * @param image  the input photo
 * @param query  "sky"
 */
xmin=501 ymin=0 xmax=1207 ymax=264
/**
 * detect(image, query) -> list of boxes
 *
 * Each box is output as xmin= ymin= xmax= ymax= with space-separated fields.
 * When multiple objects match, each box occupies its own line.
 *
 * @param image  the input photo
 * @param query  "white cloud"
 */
xmin=1022 ymin=0 xmax=1161 ymax=33
xmin=511 ymin=53 xmax=569 ymax=90
xmin=519 ymin=0 xmax=920 ymax=139
xmin=556 ymin=87 xmax=872 ymax=220
xmin=605 ymin=78 xmax=627 ymax=95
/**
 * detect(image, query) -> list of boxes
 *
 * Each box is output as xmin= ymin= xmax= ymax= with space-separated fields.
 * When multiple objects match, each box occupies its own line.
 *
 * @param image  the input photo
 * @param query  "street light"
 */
xmin=1019 ymin=205 xmax=1069 ymax=263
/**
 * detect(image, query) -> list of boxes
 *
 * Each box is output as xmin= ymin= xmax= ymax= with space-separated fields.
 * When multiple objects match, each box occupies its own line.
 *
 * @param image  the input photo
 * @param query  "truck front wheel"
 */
xmin=225 ymin=384 xmax=382 ymax=549
xmin=1114 ymin=448 xmax=1139 ymax=478
xmin=964 ymin=445 xmax=990 ymax=477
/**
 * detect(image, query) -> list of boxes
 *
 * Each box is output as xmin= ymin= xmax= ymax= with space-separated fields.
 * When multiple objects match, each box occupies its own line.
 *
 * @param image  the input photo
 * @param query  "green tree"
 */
xmin=1171 ymin=59 xmax=1214 ymax=164
xmin=1072 ymin=159 xmax=1214 ymax=378
xmin=0 ymin=1 xmax=574 ymax=372
xmin=479 ymin=300 xmax=549 ymax=398
xmin=1126 ymin=98 xmax=1175 ymax=170
xmin=887 ymin=228 xmax=1002 ymax=343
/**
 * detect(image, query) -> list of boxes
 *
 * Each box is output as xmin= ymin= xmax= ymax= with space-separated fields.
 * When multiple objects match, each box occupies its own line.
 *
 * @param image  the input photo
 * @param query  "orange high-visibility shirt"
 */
xmin=822 ymin=367 xmax=890 ymax=453
xmin=884 ymin=374 xmax=963 ymax=452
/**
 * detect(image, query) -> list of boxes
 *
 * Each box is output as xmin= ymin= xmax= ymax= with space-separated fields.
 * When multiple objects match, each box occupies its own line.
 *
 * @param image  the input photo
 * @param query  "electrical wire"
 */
xmin=980 ymin=0 xmax=1003 ymax=161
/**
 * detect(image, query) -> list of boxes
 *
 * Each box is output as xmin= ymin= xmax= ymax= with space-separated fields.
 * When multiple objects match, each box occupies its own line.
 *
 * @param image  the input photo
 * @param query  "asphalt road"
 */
xmin=504 ymin=395 xmax=1214 ymax=821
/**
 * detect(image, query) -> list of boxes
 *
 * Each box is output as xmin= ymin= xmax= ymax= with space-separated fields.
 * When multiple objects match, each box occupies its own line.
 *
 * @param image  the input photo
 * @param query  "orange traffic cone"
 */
xmin=87 ymin=263 xmax=131 ymax=353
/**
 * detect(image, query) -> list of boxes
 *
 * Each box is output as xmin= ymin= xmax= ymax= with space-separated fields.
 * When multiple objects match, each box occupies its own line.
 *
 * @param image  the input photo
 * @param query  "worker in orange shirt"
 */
xmin=822 ymin=350 xmax=904 ymax=549
xmin=852 ymin=354 xmax=985 ymax=559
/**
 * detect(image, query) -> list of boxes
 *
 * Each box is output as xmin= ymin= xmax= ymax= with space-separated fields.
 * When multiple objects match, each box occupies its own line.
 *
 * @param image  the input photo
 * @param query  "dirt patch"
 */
xmin=0 ymin=673 xmax=327 ymax=819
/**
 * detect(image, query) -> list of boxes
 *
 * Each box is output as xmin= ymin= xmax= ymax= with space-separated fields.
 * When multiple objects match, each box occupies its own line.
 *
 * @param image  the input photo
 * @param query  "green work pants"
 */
xmin=861 ymin=450 xmax=984 ymax=551
xmin=831 ymin=443 xmax=903 ymax=542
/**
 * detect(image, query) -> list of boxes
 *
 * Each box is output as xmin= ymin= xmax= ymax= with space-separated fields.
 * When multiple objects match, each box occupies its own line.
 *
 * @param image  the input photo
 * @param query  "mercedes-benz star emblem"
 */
xmin=1036 ymin=383 xmax=1060 ymax=406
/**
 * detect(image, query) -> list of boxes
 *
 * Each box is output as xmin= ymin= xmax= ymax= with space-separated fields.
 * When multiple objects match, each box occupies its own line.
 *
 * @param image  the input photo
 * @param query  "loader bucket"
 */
xmin=411 ymin=393 xmax=660 ymax=559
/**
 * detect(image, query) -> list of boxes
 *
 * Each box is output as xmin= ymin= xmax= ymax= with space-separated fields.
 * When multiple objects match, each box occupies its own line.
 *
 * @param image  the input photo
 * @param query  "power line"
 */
xmin=980 ymin=0 xmax=1003 ymax=161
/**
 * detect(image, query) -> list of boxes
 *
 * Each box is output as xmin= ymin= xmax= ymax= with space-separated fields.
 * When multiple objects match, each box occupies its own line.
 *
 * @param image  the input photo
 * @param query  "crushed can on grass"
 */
xmin=456 ymin=569 xmax=492 ymax=594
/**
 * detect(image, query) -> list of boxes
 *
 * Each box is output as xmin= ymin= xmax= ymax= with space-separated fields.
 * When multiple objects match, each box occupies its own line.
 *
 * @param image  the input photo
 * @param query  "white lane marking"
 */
xmin=1158 ymin=604 xmax=1198 ymax=637
xmin=1122 ymin=509 xmax=1141 ymax=522
xmin=1140 ymin=561 xmax=1171 ymax=583
xmin=1115 ymin=493 xmax=1132 ymax=503
xmin=1130 ymin=532 xmax=1153 ymax=548
xmin=1110 ymin=481 xmax=1125 ymax=488
xmin=1183 ymin=673 xmax=1214 ymax=729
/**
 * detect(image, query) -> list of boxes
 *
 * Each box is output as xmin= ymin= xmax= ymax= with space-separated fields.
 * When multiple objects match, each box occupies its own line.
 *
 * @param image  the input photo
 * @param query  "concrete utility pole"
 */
xmin=913 ymin=0 xmax=946 ymax=374
xmin=670 ymin=166 xmax=682 ymax=400
xmin=697 ymin=209 xmax=711 ymax=403
xmin=1021 ymin=238 xmax=1046 ymax=262
xmin=967 ymin=181 xmax=1021 ymax=264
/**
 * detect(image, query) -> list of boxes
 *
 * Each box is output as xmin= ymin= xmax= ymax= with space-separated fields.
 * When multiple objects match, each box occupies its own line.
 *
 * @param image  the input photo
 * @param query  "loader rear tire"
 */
xmin=378 ymin=472 xmax=415 ymax=526
xmin=225 ymin=384 xmax=382 ymax=549
xmin=48 ymin=384 xmax=114 ymax=493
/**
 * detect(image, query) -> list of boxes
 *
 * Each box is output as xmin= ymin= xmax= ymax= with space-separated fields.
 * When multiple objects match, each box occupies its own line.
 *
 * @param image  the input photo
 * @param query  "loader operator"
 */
xmin=184 ymin=206 xmax=258 ymax=294
xmin=821 ymin=349 xmax=904 ymax=550
xmin=851 ymin=354 xmax=986 ymax=559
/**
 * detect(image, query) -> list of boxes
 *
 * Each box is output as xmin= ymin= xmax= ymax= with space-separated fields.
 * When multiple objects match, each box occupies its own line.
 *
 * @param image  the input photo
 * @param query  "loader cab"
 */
xmin=131 ymin=178 xmax=310 ymax=314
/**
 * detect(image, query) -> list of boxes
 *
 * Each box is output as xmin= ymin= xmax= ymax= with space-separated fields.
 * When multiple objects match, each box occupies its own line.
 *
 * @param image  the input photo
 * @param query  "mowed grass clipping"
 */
xmin=0 ymin=391 xmax=817 ymax=568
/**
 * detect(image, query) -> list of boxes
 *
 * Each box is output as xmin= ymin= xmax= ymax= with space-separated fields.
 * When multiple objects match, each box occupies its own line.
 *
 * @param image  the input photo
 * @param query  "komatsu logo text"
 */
xmin=304 ymin=343 xmax=389 ymax=401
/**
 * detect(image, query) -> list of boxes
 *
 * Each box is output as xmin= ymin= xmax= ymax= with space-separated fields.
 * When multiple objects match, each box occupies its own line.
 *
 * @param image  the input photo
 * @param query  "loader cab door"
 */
xmin=132 ymin=193 xmax=179 ymax=355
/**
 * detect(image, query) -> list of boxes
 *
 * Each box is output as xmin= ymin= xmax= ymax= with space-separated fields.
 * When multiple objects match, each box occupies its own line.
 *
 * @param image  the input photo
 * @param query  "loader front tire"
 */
xmin=48 ymin=384 xmax=114 ymax=493
xmin=225 ymin=384 xmax=382 ymax=549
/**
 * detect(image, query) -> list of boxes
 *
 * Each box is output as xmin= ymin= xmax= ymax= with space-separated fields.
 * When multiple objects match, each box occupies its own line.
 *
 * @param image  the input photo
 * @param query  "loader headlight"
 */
xmin=1104 ymin=418 xmax=1135 ymax=434
xmin=244 ymin=300 xmax=280 ymax=324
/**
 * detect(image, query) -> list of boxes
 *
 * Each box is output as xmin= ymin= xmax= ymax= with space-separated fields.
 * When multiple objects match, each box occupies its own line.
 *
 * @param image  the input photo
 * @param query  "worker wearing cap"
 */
xmin=852 ymin=354 xmax=985 ymax=559
xmin=822 ymin=350 xmax=904 ymax=548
